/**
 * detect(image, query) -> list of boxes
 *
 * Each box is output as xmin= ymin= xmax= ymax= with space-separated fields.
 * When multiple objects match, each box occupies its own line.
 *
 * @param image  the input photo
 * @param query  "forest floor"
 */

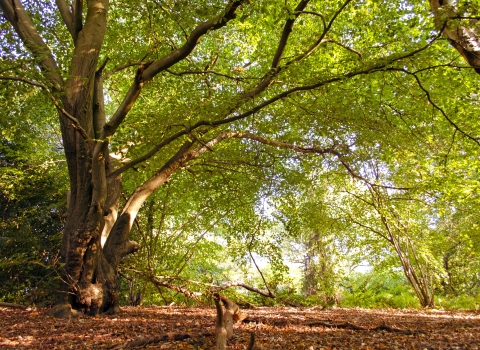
xmin=1 ymin=305 xmax=479 ymax=349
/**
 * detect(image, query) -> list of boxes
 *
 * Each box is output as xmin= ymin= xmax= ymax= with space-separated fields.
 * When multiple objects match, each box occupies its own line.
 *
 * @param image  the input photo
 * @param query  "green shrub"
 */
xmin=436 ymin=294 xmax=480 ymax=310
xmin=339 ymin=270 xmax=420 ymax=308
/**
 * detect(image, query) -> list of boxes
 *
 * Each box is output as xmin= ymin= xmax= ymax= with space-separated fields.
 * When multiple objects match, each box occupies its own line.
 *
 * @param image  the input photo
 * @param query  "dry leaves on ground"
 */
xmin=1 ymin=306 xmax=479 ymax=349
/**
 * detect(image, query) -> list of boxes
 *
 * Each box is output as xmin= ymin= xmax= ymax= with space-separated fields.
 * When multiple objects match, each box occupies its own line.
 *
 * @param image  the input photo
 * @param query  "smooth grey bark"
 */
xmin=430 ymin=0 xmax=480 ymax=73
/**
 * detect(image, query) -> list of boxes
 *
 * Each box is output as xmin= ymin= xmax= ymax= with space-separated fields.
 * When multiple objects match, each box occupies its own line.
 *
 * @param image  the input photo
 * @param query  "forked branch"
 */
xmin=104 ymin=0 xmax=247 ymax=139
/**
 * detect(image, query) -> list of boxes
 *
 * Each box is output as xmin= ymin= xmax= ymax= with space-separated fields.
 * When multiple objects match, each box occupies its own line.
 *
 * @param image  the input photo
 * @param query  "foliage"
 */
xmin=436 ymin=294 xmax=480 ymax=311
xmin=340 ymin=270 xmax=421 ymax=309
xmin=1 ymin=0 xmax=480 ymax=312
xmin=0 ymin=86 xmax=67 ymax=305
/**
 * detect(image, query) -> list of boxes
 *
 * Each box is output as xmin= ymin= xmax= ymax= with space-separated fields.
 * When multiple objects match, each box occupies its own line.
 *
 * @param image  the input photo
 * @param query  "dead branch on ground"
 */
xmin=0 ymin=302 xmax=28 ymax=310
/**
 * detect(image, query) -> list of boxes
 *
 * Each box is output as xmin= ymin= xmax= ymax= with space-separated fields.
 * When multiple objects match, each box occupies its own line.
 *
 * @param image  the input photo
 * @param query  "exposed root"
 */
xmin=44 ymin=304 xmax=81 ymax=319
xmin=305 ymin=320 xmax=424 ymax=334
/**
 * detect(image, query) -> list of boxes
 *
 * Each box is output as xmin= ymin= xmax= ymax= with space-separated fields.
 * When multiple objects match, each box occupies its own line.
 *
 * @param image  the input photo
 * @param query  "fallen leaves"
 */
xmin=0 ymin=306 xmax=479 ymax=349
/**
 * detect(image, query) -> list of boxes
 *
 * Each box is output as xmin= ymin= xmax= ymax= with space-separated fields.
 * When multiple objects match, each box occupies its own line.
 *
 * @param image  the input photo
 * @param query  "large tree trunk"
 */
xmin=51 ymin=0 xmax=137 ymax=315
xmin=60 ymin=145 xmax=129 ymax=315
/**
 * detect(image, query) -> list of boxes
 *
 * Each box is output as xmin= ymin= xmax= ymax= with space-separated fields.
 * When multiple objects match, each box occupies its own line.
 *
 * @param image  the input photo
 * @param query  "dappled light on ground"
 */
xmin=1 ymin=306 xmax=479 ymax=349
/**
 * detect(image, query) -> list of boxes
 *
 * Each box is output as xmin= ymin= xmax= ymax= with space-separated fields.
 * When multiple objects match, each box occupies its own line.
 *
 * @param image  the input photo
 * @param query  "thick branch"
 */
xmin=72 ymin=0 xmax=83 ymax=44
xmin=141 ymin=0 xmax=246 ymax=81
xmin=109 ymin=41 xmax=438 ymax=179
xmin=234 ymin=0 xmax=312 ymax=102
xmin=55 ymin=0 xmax=74 ymax=39
xmin=210 ymin=282 xmax=275 ymax=298
xmin=0 ymin=0 xmax=63 ymax=89
xmin=271 ymin=0 xmax=311 ymax=68
xmin=104 ymin=0 xmax=246 ymax=139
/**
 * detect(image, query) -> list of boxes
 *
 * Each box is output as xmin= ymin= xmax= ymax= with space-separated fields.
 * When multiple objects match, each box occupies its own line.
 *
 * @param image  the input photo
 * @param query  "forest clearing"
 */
xmin=2 ymin=1 xmax=480 ymax=349
xmin=1 ymin=306 xmax=479 ymax=349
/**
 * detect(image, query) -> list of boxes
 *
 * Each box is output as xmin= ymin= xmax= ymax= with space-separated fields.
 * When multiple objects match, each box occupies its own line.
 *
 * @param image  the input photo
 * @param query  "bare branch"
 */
xmin=210 ymin=282 xmax=275 ymax=298
xmin=0 ymin=302 xmax=28 ymax=310
xmin=124 ymin=268 xmax=274 ymax=298
xmin=150 ymin=279 xmax=202 ymax=300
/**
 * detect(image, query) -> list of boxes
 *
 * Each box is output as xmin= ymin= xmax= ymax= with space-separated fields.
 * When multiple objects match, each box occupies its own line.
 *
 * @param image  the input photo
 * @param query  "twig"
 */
xmin=0 ymin=75 xmax=91 ymax=142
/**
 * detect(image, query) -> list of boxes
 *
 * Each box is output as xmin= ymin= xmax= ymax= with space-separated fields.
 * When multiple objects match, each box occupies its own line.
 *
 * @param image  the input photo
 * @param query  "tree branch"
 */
xmin=108 ymin=39 xmax=439 ymax=179
xmin=165 ymin=68 xmax=251 ymax=81
xmin=210 ymin=282 xmax=275 ymax=298
xmin=291 ymin=0 xmax=354 ymax=63
xmin=55 ymin=0 xmax=74 ymax=39
xmin=388 ymin=68 xmax=480 ymax=146
xmin=0 ymin=302 xmax=28 ymax=310
xmin=232 ymin=0 xmax=312 ymax=103
xmin=0 ymin=0 xmax=63 ymax=89
xmin=297 ymin=10 xmax=326 ymax=29
xmin=271 ymin=0 xmax=311 ymax=68
xmin=141 ymin=0 xmax=246 ymax=81
xmin=102 ymin=61 xmax=144 ymax=81
xmin=430 ymin=0 xmax=480 ymax=74
xmin=103 ymin=0 xmax=247 ymax=140
xmin=72 ymin=0 xmax=83 ymax=44
xmin=124 ymin=268 xmax=275 ymax=298
xmin=0 ymin=75 xmax=90 ymax=141
xmin=322 ymin=38 xmax=362 ymax=58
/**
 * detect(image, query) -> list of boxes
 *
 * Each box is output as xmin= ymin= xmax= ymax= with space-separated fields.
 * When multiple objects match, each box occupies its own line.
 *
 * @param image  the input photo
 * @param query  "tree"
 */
xmin=1 ymin=0 xmax=478 ymax=315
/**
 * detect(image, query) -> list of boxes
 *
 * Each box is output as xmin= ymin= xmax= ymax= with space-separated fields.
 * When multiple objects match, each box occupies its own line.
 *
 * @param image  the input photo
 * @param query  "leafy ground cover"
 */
xmin=1 ymin=306 xmax=479 ymax=349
